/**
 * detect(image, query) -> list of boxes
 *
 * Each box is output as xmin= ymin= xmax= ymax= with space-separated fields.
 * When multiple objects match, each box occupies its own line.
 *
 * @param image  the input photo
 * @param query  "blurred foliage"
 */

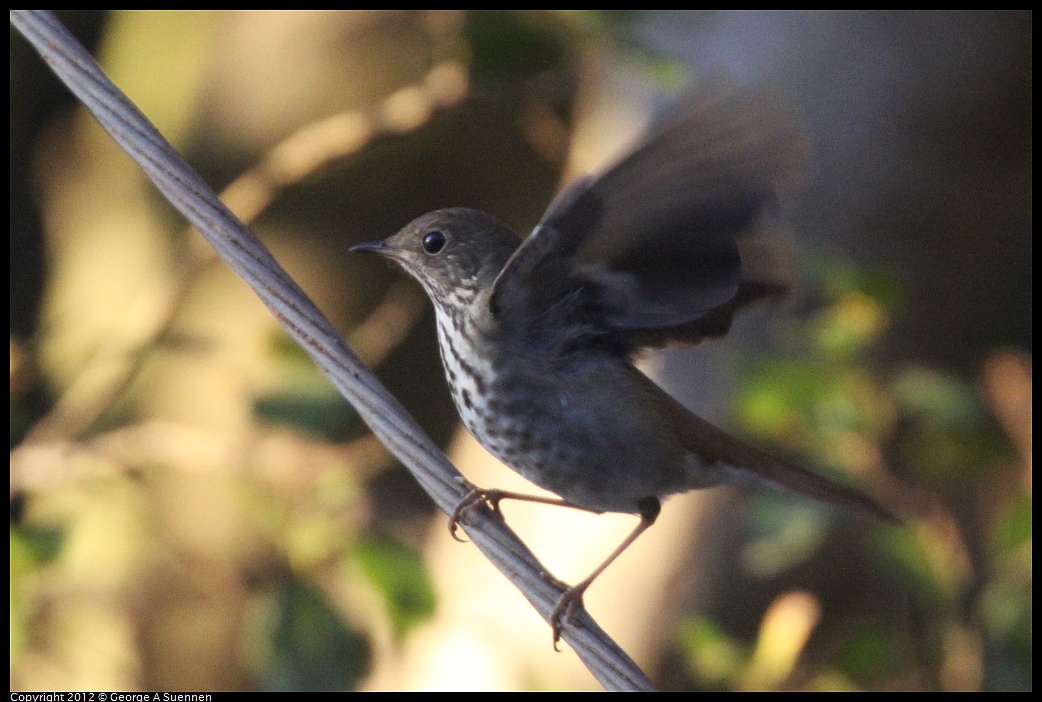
xmin=351 ymin=535 xmax=437 ymax=640
xmin=251 ymin=575 xmax=372 ymax=691
xmin=677 ymin=259 xmax=1031 ymax=691
xmin=10 ymin=523 xmax=65 ymax=660
xmin=253 ymin=332 xmax=363 ymax=440
xmin=464 ymin=11 xmax=570 ymax=84
xmin=678 ymin=617 xmax=748 ymax=690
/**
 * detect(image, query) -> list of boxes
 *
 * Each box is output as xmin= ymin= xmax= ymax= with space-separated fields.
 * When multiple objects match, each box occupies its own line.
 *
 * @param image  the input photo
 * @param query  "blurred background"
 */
xmin=10 ymin=10 xmax=1031 ymax=691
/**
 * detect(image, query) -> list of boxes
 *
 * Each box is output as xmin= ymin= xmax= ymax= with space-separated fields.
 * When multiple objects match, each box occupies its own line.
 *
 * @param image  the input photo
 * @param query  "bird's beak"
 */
xmin=349 ymin=240 xmax=389 ymax=255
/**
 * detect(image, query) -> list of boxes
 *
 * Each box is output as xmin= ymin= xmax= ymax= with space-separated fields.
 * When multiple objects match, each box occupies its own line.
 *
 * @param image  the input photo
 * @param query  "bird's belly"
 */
xmin=446 ymin=360 xmax=687 ymax=514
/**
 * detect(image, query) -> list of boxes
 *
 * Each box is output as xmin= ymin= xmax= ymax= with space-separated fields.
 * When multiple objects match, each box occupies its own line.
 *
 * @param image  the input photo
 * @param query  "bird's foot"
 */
xmin=547 ymin=580 xmax=590 ymax=651
xmin=448 ymin=485 xmax=508 ymax=542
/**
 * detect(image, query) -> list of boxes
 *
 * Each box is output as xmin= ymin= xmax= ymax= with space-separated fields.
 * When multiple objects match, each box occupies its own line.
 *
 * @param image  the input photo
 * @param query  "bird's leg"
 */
xmin=448 ymin=483 xmax=603 ymax=542
xmin=549 ymin=496 xmax=661 ymax=650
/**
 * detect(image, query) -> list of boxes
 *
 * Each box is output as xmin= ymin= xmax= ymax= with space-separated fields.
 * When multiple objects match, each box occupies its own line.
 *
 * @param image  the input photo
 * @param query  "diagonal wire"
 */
xmin=10 ymin=10 xmax=657 ymax=692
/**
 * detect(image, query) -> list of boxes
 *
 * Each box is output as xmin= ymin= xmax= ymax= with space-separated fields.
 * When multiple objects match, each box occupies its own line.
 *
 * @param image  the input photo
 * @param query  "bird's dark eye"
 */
xmin=422 ymin=230 xmax=447 ymax=255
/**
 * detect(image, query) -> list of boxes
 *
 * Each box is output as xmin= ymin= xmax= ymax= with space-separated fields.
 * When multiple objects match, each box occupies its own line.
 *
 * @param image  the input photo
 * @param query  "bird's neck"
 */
xmin=432 ymin=295 xmax=503 ymax=435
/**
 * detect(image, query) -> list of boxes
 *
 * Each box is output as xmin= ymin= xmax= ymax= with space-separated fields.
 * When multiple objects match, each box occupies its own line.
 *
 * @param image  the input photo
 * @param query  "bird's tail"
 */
xmin=680 ymin=411 xmax=898 ymax=523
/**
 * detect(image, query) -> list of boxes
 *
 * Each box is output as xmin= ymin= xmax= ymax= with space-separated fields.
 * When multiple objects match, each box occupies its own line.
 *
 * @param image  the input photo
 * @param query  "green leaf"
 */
xmin=678 ymin=617 xmax=748 ymax=689
xmin=835 ymin=625 xmax=901 ymax=687
xmin=741 ymin=497 xmax=830 ymax=577
xmin=261 ymin=577 xmax=372 ymax=692
xmin=890 ymin=366 xmax=985 ymax=430
xmin=465 ymin=11 xmax=568 ymax=83
xmin=992 ymin=495 xmax=1032 ymax=554
xmin=352 ymin=535 xmax=436 ymax=639
xmin=813 ymin=291 xmax=889 ymax=359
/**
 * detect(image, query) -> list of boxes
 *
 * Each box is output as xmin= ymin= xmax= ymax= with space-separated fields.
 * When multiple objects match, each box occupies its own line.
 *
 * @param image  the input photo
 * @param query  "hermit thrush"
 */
xmin=351 ymin=78 xmax=894 ymax=646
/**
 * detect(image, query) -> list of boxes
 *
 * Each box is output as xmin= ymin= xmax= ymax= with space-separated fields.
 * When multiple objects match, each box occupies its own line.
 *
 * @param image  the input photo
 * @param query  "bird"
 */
xmin=351 ymin=76 xmax=894 ymax=647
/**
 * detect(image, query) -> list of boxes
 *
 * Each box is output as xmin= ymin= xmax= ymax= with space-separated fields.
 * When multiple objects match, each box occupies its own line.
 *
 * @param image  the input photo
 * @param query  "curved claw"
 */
xmin=448 ymin=487 xmax=503 ymax=542
xmin=549 ymin=584 xmax=588 ymax=651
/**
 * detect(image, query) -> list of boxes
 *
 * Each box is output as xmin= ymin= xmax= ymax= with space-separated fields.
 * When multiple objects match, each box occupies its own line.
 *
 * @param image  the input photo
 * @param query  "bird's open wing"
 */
xmin=490 ymin=75 xmax=804 ymax=352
